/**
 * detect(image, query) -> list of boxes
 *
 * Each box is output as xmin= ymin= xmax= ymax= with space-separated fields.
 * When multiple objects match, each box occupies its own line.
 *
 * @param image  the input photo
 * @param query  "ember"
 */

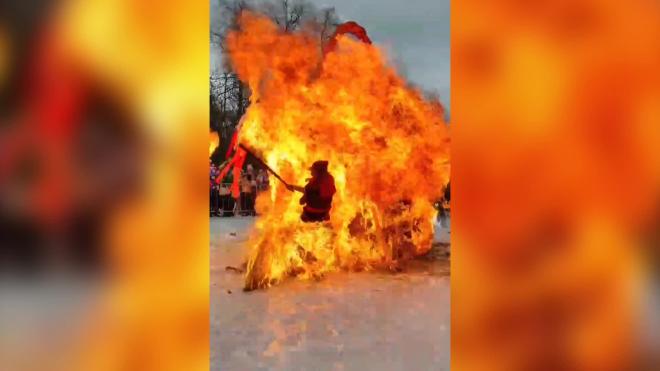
xmin=225 ymin=13 xmax=450 ymax=290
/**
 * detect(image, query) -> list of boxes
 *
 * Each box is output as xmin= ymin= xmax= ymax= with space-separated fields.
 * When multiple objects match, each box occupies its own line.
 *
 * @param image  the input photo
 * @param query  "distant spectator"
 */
xmin=257 ymin=169 xmax=269 ymax=191
xmin=218 ymin=183 xmax=234 ymax=217
xmin=240 ymin=174 xmax=255 ymax=216
xmin=250 ymin=174 xmax=258 ymax=196
xmin=438 ymin=182 xmax=450 ymax=226
xmin=210 ymin=176 xmax=219 ymax=216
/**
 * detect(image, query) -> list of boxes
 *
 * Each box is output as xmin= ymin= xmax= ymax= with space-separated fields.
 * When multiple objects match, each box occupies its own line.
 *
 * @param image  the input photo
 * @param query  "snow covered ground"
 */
xmin=210 ymin=216 xmax=450 ymax=371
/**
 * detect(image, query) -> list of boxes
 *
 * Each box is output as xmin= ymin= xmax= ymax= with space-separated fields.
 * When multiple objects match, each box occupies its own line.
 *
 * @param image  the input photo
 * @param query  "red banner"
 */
xmin=324 ymin=21 xmax=372 ymax=55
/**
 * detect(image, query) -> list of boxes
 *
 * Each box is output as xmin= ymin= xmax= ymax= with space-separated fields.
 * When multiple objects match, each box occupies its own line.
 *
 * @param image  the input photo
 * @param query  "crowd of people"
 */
xmin=210 ymin=162 xmax=270 ymax=217
xmin=211 ymin=160 xmax=451 ymax=222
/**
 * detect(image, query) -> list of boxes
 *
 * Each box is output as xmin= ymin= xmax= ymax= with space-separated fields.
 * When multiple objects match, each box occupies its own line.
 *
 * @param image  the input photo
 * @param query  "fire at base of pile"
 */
xmin=244 ymin=199 xmax=437 ymax=291
xmin=224 ymin=13 xmax=450 ymax=291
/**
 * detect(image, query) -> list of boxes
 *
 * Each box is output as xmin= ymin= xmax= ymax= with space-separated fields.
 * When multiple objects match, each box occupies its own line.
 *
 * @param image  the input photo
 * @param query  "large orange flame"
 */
xmin=226 ymin=13 xmax=450 ymax=290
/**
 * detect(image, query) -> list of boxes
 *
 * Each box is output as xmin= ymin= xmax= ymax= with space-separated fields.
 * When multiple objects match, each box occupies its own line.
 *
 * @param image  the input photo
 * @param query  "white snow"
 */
xmin=211 ymin=216 xmax=450 ymax=371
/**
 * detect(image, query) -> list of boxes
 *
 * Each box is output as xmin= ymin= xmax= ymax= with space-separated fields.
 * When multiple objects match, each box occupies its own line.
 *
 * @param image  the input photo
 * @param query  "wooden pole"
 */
xmin=238 ymin=144 xmax=290 ymax=187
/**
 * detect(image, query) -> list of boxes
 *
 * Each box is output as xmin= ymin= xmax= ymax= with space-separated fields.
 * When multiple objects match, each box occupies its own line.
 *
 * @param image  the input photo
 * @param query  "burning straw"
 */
xmin=225 ymin=12 xmax=450 ymax=290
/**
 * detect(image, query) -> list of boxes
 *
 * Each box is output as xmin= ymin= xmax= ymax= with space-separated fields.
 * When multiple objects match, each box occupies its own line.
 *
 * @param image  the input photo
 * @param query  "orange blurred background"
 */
xmin=452 ymin=0 xmax=660 ymax=370
xmin=1 ymin=0 xmax=658 ymax=370
xmin=0 ymin=0 xmax=208 ymax=370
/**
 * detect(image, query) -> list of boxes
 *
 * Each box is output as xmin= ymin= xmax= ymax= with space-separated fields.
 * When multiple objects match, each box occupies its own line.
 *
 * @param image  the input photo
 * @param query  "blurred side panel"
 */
xmin=0 ymin=0 xmax=209 ymax=370
xmin=452 ymin=0 xmax=660 ymax=370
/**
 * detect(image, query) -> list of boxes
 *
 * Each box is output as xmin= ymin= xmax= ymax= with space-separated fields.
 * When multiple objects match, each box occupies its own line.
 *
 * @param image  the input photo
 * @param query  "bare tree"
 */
xmin=279 ymin=0 xmax=304 ymax=31
xmin=301 ymin=6 xmax=339 ymax=54
xmin=214 ymin=0 xmax=314 ymax=47
xmin=210 ymin=71 xmax=251 ymax=157
xmin=318 ymin=7 xmax=339 ymax=46
xmin=214 ymin=0 xmax=251 ymax=52
xmin=211 ymin=0 xmax=340 ymax=138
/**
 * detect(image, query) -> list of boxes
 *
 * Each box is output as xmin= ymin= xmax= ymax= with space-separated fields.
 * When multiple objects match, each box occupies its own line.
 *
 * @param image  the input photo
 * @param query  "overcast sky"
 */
xmin=211 ymin=0 xmax=450 ymax=108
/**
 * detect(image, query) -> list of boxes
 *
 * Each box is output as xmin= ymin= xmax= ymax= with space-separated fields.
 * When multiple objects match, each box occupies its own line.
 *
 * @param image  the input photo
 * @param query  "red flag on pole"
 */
xmin=324 ymin=21 xmax=372 ymax=56
xmin=226 ymin=116 xmax=245 ymax=159
xmin=216 ymin=158 xmax=234 ymax=184
xmin=230 ymin=148 xmax=247 ymax=198
xmin=226 ymin=131 xmax=238 ymax=159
